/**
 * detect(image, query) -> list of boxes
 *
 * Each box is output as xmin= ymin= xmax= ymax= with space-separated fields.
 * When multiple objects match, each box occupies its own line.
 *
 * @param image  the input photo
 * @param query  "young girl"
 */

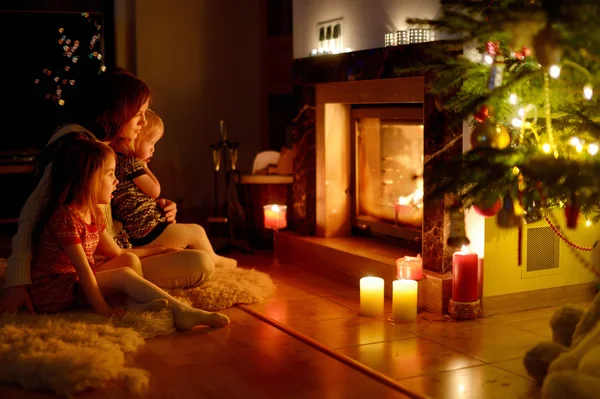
xmin=112 ymin=110 xmax=237 ymax=269
xmin=30 ymin=139 xmax=229 ymax=329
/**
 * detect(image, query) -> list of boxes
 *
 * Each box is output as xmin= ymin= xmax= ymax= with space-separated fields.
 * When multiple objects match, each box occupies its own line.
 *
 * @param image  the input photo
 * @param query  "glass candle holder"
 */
xmin=263 ymin=204 xmax=287 ymax=266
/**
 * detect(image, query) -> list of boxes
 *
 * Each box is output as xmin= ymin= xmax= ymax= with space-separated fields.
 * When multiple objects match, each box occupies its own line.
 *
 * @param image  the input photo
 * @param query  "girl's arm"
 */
xmin=132 ymin=165 xmax=161 ymax=198
xmin=96 ymin=230 xmax=180 ymax=259
xmin=64 ymin=243 xmax=111 ymax=315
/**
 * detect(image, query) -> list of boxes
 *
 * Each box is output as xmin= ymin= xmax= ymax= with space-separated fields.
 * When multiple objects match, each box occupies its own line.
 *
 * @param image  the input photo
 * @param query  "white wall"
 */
xmin=115 ymin=0 xmax=263 ymax=218
xmin=293 ymin=0 xmax=441 ymax=58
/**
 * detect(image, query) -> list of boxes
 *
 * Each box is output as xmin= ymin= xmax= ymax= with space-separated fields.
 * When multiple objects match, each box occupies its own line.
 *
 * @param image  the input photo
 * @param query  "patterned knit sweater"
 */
xmin=111 ymin=154 xmax=166 ymax=240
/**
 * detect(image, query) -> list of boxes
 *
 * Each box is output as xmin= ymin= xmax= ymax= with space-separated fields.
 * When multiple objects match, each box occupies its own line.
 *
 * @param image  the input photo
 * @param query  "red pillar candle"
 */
xmin=452 ymin=246 xmax=479 ymax=302
xmin=263 ymin=204 xmax=287 ymax=230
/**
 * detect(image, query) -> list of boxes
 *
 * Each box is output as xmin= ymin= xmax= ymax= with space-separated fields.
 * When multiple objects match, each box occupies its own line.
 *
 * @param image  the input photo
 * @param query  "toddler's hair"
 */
xmin=139 ymin=109 xmax=164 ymax=140
xmin=133 ymin=109 xmax=163 ymax=157
xmin=33 ymin=139 xmax=116 ymax=244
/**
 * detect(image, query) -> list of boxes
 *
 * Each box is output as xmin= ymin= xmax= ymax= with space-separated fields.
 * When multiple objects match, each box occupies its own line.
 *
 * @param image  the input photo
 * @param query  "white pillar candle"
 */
xmin=359 ymin=277 xmax=384 ymax=316
xmin=392 ymin=279 xmax=418 ymax=322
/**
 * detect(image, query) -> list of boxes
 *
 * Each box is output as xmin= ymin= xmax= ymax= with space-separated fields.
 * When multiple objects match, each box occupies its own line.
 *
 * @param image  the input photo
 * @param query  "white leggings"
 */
xmin=95 ymin=249 xmax=215 ymax=289
xmin=93 ymin=265 xmax=229 ymax=329
xmin=139 ymin=249 xmax=215 ymax=289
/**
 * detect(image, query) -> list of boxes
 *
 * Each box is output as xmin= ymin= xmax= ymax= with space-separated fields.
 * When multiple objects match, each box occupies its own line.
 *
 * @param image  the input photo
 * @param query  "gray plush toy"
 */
xmin=524 ymin=244 xmax=600 ymax=399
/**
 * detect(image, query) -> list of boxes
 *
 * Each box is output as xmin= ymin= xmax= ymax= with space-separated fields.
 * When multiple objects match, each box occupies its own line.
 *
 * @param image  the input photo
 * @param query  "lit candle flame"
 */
xmin=271 ymin=204 xmax=280 ymax=212
xmin=461 ymin=245 xmax=468 ymax=252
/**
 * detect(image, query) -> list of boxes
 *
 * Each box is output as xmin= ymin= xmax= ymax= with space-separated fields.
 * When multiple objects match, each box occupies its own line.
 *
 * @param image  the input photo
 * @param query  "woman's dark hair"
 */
xmin=73 ymin=68 xmax=150 ymax=142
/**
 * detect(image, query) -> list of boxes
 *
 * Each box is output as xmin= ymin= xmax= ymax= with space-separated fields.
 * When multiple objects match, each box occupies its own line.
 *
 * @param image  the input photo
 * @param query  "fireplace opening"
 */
xmin=350 ymin=104 xmax=424 ymax=244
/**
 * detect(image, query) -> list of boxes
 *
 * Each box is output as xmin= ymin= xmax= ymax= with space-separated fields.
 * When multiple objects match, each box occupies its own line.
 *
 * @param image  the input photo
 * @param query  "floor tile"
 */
xmin=283 ymin=315 xmax=416 ymax=349
xmin=492 ymin=358 xmax=534 ymax=381
xmin=397 ymin=364 xmax=540 ymax=399
xmin=246 ymin=296 xmax=358 ymax=324
xmin=336 ymin=336 xmax=485 ymax=380
xmin=506 ymin=317 xmax=552 ymax=339
xmin=423 ymin=323 xmax=549 ymax=363
xmin=266 ymin=264 xmax=357 ymax=296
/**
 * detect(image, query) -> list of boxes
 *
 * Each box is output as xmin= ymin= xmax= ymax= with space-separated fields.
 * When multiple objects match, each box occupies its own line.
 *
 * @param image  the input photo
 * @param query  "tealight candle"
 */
xmin=394 ymin=197 xmax=413 ymax=223
xmin=263 ymin=204 xmax=287 ymax=230
xmin=452 ymin=246 xmax=479 ymax=302
xmin=396 ymin=254 xmax=423 ymax=280
xmin=359 ymin=277 xmax=384 ymax=316
xmin=392 ymin=279 xmax=418 ymax=322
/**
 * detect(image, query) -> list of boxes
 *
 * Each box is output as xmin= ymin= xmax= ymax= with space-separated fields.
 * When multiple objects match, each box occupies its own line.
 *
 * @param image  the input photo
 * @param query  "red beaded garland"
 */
xmin=544 ymin=216 xmax=591 ymax=252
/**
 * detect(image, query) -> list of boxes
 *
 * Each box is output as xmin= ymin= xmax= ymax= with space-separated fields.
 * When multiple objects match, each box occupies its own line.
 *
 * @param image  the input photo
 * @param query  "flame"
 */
xmin=397 ymin=178 xmax=424 ymax=208
xmin=461 ymin=245 xmax=469 ymax=252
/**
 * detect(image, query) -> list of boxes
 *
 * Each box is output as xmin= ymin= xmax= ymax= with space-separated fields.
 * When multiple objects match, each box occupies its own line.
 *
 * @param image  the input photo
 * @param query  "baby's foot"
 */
xmin=126 ymin=298 xmax=169 ymax=313
xmin=172 ymin=305 xmax=230 ymax=330
xmin=214 ymin=255 xmax=237 ymax=270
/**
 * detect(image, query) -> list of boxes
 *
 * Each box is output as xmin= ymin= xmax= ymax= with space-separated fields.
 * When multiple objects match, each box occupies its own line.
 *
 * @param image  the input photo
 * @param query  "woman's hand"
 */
xmin=158 ymin=246 xmax=183 ymax=254
xmin=156 ymin=198 xmax=177 ymax=223
xmin=0 ymin=286 xmax=35 ymax=315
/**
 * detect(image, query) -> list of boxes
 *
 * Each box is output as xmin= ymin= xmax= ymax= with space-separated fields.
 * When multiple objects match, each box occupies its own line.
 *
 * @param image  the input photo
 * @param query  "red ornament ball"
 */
xmin=473 ymin=198 xmax=502 ymax=217
xmin=473 ymin=105 xmax=489 ymax=123
xmin=565 ymin=201 xmax=579 ymax=229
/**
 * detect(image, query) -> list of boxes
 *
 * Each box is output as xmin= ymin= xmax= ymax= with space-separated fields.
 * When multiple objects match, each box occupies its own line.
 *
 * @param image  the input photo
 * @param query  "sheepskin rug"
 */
xmin=168 ymin=267 xmax=276 ymax=311
xmin=0 ymin=259 xmax=275 ymax=396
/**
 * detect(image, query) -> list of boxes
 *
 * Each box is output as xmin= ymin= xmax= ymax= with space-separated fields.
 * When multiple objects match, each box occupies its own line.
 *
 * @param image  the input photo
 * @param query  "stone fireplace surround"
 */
xmin=279 ymin=44 xmax=461 ymax=313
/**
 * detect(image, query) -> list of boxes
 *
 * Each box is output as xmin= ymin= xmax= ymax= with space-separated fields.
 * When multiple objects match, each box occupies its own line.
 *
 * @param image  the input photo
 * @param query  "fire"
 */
xmin=397 ymin=178 xmax=424 ymax=209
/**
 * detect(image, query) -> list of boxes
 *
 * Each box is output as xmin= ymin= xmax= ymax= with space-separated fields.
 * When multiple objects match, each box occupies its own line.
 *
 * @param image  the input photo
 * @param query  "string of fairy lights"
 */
xmin=34 ymin=12 xmax=106 ymax=106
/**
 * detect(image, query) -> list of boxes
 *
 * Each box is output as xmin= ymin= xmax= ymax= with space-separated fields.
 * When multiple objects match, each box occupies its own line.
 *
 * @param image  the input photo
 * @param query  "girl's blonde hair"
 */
xmin=33 ymin=139 xmax=116 ymax=244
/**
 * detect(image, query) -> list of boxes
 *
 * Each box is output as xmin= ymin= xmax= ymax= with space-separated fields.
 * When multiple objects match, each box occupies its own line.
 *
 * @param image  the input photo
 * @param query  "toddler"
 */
xmin=112 ymin=110 xmax=237 ymax=269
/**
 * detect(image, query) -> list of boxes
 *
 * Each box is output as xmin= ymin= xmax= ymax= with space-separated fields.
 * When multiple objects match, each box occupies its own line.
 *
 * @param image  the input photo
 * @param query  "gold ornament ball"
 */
xmin=470 ymin=120 xmax=511 ymax=149
xmin=533 ymin=24 xmax=563 ymax=67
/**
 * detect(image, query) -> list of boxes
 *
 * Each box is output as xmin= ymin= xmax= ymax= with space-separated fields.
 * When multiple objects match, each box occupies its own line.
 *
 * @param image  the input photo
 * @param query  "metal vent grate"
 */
xmin=526 ymin=226 xmax=560 ymax=272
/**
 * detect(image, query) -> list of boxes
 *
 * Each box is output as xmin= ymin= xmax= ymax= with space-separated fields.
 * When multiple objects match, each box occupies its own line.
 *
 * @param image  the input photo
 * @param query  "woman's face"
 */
xmin=120 ymin=98 xmax=150 ymax=143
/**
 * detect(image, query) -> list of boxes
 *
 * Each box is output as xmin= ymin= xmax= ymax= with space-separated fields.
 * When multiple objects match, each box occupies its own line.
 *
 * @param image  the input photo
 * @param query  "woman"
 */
xmin=0 ymin=69 xmax=215 ymax=315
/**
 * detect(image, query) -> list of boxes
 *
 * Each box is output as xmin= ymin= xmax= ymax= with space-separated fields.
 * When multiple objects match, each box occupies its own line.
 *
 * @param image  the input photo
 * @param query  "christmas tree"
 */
xmin=34 ymin=12 xmax=105 ymax=121
xmin=408 ymin=0 xmax=600 ymax=231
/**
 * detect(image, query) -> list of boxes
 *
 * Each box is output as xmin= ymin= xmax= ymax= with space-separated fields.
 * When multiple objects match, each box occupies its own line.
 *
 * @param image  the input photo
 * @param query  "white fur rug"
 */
xmin=168 ymin=267 xmax=275 ymax=310
xmin=0 ymin=259 xmax=275 ymax=396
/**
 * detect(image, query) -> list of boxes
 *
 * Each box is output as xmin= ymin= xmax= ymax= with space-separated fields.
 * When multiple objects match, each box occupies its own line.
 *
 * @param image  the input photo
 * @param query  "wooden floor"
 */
xmin=1 ymin=249 xmax=573 ymax=398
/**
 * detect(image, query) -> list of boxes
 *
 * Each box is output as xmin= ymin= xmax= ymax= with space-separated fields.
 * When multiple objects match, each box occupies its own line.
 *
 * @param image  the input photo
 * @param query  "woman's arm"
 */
xmin=4 ymin=165 xmax=53 ymax=288
xmin=132 ymin=165 xmax=161 ymax=198
xmin=64 ymin=243 xmax=111 ymax=315
xmin=96 ymin=230 xmax=180 ymax=259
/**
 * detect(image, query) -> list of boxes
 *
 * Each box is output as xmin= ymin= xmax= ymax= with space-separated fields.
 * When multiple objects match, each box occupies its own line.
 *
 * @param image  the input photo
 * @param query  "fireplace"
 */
xmin=351 ymin=105 xmax=423 ymax=243
xmin=289 ymin=44 xmax=461 ymax=274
